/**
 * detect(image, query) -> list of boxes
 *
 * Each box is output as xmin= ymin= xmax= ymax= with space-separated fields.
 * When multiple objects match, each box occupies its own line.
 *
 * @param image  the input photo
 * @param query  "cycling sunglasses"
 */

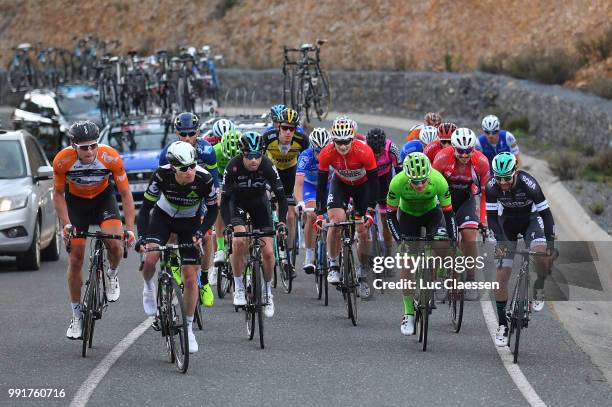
xmin=280 ymin=125 xmax=296 ymax=132
xmin=440 ymin=139 xmax=452 ymax=145
xmin=74 ymin=142 xmax=98 ymax=151
xmin=175 ymin=163 xmax=197 ymax=172
xmin=334 ymin=139 xmax=352 ymax=146
xmin=455 ymin=147 xmax=474 ymax=155
xmin=178 ymin=130 xmax=198 ymax=138
xmin=410 ymin=178 xmax=429 ymax=185
xmin=485 ymin=130 xmax=498 ymax=135
xmin=244 ymin=152 xmax=263 ymax=160
xmin=494 ymin=173 xmax=514 ymax=182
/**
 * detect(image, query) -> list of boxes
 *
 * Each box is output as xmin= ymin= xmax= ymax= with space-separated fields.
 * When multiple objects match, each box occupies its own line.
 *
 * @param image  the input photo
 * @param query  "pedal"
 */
xmin=151 ymin=317 xmax=161 ymax=331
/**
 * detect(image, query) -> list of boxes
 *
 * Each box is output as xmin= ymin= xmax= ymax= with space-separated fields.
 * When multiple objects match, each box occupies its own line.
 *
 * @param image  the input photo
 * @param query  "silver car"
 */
xmin=0 ymin=129 xmax=61 ymax=270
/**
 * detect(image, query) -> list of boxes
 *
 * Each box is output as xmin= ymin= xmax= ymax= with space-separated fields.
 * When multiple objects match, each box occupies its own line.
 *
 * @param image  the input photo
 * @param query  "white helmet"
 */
xmin=419 ymin=126 xmax=438 ymax=145
xmin=331 ymin=116 xmax=355 ymax=141
xmin=166 ymin=141 xmax=196 ymax=167
xmin=212 ymin=119 xmax=235 ymax=138
xmin=451 ymin=128 xmax=477 ymax=149
xmin=309 ymin=128 xmax=331 ymax=150
xmin=481 ymin=115 xmax=500 ymax=132
xmin=187 ymin=46 xmax=197 ymax=57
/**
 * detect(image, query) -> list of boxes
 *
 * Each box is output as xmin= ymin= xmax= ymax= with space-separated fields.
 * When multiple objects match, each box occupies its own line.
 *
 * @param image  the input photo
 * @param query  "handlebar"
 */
xmin=323 ymin=219 xmax=364 ymax=228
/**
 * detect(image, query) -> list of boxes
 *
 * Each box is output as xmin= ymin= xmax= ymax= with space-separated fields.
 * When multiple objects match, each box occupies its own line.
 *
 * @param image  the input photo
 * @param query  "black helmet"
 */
xmin=278 ymin=108 xmax=300 ymax=126
xmin=239 ymin=131 xmax=265 ymax=154
xmin=174 ymin=112 xmax=200 ymax=133
xmin=68 ymin=121 xmax=99 ymax=143
xmin=366 ymin=128 xmax=386 ymax=154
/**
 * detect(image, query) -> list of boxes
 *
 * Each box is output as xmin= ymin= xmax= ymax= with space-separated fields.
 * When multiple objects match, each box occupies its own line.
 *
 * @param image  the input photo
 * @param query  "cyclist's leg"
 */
xmin=326 ymin=177 xmax=348 ymax=263
xmin=377 ymin=172 xmax=394 ymax=255
xmin=278 ymin=167 xmax=297 ymax=254
xmin=303 ymin=182 xmax=317 ymax=270
xmin=65 ymin=191 xmax=92 ymax=309
xmin=177 ymin=222 xmax=201 ymax=317
xmin=455 ymin=198 xmax=479 ymax=281
xmin=213 ymin=194 xmax=226 ymax=264
xmin=398 ymin=211 xmax=423 ymax=335
xmin=249 ymin=196 xmax=274 ymax=286
xmin=92 ymin=187 xmax=124 ymax=271
xmin=494 ymin=217 xmax=522 ymax=329
xmin=525 ymin=214 xmax=548 ymax=307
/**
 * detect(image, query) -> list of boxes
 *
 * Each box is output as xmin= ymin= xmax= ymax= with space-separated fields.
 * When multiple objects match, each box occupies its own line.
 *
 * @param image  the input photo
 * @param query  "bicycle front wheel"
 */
xmin=343 ymin=246 xmax=357 ymax=326
xmin=448 ymin=268 xmax=465 ymax=333
xmin=81 ymin=272 xmax=97 ymax=357
xmin=245 ymin=266 xmax=256 ymax=340
xmin=167 ymin=279 xmax=189 ymax=373
xmin=254 ymin=260 xmax=265 ymax=349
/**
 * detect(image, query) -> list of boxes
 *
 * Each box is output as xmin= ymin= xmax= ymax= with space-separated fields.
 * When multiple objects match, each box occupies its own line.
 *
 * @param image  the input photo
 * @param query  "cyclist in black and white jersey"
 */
xmin=136 ymin=141 xmax=218 ymax=353
xmin=220 ymin=131 xmax=288 ymax=318
xmin=485 ymin=152 xmax=555 ymax=347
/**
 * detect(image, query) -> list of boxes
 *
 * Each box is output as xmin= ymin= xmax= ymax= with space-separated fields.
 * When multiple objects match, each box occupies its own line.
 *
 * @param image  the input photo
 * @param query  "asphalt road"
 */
xmin=0 ymin=112 xmax=611 ymax=406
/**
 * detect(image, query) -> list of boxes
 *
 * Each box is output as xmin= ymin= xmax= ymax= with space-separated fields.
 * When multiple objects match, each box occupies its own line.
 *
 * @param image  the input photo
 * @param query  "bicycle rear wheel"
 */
xmin=313 ymin=70 xmax=331 ymax=121
xmin=167 ymin=279 xmax=189 ymax=373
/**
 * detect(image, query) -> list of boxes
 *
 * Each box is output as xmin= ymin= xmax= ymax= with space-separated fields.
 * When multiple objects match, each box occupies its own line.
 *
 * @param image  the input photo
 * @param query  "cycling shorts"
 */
xmin=278 ymin=167 xmax=297 ymax=205
xmin=229 ymin=194 xmax=273 ymax=230
xmin=455 ymin=198 xmax=479 ymax=230
xmin=397 ymin=206 xmax=448 ymax=239
xmin=497 ymin=213 xmax=546 ymax=268
xmin=146 ymin=208 xmax=201 ymax=265
xmin=303 ymin=182 xmax=317 ymax=203
xmin=326 ymin=176 xmax=370 ymax=217
xmin=66 ymin=186 xmax=121 ymax=245
xmin=376 ymin=172 xmax=392 ymax=212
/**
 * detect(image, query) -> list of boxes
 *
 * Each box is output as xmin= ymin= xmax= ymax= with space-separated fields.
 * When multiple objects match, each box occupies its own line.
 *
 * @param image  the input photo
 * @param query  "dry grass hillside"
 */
xmin=1 ymin=0 xmax=610 ymax=93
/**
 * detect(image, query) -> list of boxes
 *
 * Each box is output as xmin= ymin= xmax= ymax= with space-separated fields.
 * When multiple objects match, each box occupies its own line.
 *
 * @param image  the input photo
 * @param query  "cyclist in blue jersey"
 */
xmin=158 ymin=112 xmax=219 ymax=307
xmin=475 ymin=114 xmax=522 ymax=174
xmin=400 ymin=125 xmax=439 ymax=162
xmin=294 ymin=128 xmax=331 ymax=274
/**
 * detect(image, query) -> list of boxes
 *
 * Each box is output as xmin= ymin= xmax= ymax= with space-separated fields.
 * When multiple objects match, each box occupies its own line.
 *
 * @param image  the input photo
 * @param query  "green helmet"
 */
xmin=221 ymin=129 xmax=242 ymax=159
xmin=403 ymin=152 xmax=431 ymax=180
xmin=492 ymin=152 xmax=517 ymax=176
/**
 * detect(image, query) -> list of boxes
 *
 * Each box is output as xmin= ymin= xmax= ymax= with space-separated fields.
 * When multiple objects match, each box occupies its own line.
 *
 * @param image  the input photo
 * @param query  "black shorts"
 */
xmin=376 ymin=172 xmax=392 ymax=209
xmin=497 ymin=213 xmax=546 ymax=267
xmin=397 ymin=206 xmax=448 ymax=239
xmin=278 ymin=167 xmax=297 ymax=205
xmin=326 ymin=176 xmax=370 ymax=217
xmin=230 ymin=194 xmax=273 ymax=230
xmin=146 ymin=208 xmax=201 ymax=265
xmin=66 ymin=186 xmax=121 ymax=232
xmin=454 ymin=198 xmax=479 ymax=230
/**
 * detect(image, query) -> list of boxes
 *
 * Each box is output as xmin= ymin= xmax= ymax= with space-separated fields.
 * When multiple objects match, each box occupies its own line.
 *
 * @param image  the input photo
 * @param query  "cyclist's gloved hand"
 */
xmin=125 ymin=230 xmax=136 ymax=247
xmin=494 ymin=243 xmax=509 ymax=258
xmin=363 ymin=209 xmax=376 ymax=227
xmin=224 ymin=224 xmax=234 ymax=237
xmin=63 ymin=223 xmax=74 ymax=240
xmin=313 ymin=215 xmax=325 ymax=231
xmin=193 ymin=230 xmax=205 ymax=253
xmin=295 ymin=201 xmax=306 ymax=214
xmin=134 ymin=237 xmax=146 ymax=253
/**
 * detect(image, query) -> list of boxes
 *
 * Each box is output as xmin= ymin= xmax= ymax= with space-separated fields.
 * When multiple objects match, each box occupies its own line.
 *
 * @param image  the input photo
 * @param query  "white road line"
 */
xmin=480 ymin=299 xmax=547 ymax=407
xmin=69 ymin=318 xmax=152 ymax=407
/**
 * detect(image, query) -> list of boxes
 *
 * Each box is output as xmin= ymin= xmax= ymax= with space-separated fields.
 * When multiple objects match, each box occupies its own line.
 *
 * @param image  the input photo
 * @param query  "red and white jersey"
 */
xmin=318 ymin=140 xmax=377 ymax=185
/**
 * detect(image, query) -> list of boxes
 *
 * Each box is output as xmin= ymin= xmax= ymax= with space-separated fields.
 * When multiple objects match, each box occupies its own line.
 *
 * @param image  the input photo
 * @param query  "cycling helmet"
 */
xmin=221 ymin=129 xmax=242 ymax=160
xmin=492 ymin=152 xmax=517 ymax=176
xmin=270 ymin=104 xmax=286 ymax=122
xmin=403 ymin=152 xmax=431 ymax=180
xmin=239 ymin=131 xmax=265 ymax=154
xmin=212 ymin=118 xmax=235 ymax=138
xmin=279 ymin=108 xmax=300 ymax=126
xmin=366 ymin=128 xmax=387 ymax=154
xmin=437 ymin=122 xmax=457 ymax=141
xmin=482 ymin=114 xmax=500 ymax=132
xmin=309 ymin=128 xmax=331 ymax=151
xmin=419 ymin=126 xmax=438 ymax=145
xmin=350 ymin=118 xmax=358 ymax=133
xmin=68 ymin=121 xmax=99 ymax=143
xmin=166 ymin=141 xmax=197 ymax=167
xmin=424 ymin=112 xmax=442 ymax=127
xmin=451 ymin=128 xmax=477 ymax=149
xmin=174 ymin=112 xmax=200 ymax=132
xmin=331 ymin=116 xmax=355 ymax=141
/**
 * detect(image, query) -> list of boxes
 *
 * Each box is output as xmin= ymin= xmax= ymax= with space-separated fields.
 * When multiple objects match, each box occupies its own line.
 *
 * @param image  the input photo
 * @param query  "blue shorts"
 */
xmin=304 ymin=182 xmax=317 ymax=203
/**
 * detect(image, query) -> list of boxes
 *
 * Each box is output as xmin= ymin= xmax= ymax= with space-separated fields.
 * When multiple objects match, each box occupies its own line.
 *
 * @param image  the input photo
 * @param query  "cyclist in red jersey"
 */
xmin=432 ymin=128 xmax=490 ymax=299
xmin=314 ymin=117 xmax=378 ymax=299
xmin=423 ymin=122 xmax=456 ymax=163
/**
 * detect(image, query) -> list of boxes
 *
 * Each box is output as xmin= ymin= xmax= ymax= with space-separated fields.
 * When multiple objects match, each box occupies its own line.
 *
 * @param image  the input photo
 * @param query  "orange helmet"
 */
xmin=437 ymin=122 xmax=457 ymax=141
xmin=424 ymin=112 xmax=442 ymax=127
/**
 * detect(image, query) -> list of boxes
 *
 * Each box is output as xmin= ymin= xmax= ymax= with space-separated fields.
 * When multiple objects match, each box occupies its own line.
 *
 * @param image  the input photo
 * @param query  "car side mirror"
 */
xmin=35 ymin=165 xmax=53 ymax=181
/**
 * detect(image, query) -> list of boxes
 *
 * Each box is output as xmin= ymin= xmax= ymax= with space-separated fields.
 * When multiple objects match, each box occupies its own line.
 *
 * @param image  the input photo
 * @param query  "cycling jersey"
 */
xmin=432 ymin=146 xmax=490 ymax=224
xmin=376 ymin=139 xmax=401 ymax=176
xmin=297 ymin=148 xmax=320 ymax=185
xmin=213 ymin=143 xmax=230 ymax=175
xmin=485 ymin=170 xmax=555 ymax=242
xmin=263 ymin=127 xmax=309 ymax=170
xmin=405 ymin=124 xmax=423 ymax=142
xmin=386 ymin=169 xmax=452 ymax=216
xmin=315 ymin=140 xmax=378 ymax=215
xmin=53 ymin=144 xmax=129 ymax=199
xmin=475 ymin=130 xmax=519 ymax=173
xmin=220 ymin=155 xmax=288 ymax=224
xmin=400 ymin=140 xmax=423 ymax=162
xmin=159 ymin=137 xmax=219 ymax=187
xmin=422 ymin=139 xmax=446 ymax=163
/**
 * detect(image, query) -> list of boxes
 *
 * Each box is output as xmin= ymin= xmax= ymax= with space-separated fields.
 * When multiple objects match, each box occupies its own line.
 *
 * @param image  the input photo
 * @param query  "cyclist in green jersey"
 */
xmin=386 ymin=153 xmax=456 ymax=336
xmin=211 ymin=129 xmax=242 ymax=284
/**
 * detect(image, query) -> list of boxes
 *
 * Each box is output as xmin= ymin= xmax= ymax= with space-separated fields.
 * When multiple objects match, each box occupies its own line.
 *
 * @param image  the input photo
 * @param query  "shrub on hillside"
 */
xmin=587 ymin=78 xmax=612 ymax=100
xmin=547 ymin=150 xmax=583 ymax=180
xmin=576 ymin=27 xmax=612 ymax=62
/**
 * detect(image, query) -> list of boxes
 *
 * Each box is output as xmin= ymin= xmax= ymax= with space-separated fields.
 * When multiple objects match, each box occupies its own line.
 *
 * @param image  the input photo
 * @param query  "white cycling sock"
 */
xmin=107 ymin=268 xmax=118 ymax=278
xmin=266 ymin=281 xmax=272 ymax=295
xmin=305 ymin=248 xmax=314 ymax=263
xmin=234 ymin=276 xmax=245 ymax=290
xmin=329 ymin=256 xmax=339 ymax=267
xmin=144 ymin=279 xmax=154 ymax=291
xmin=71 ymin=302 xmax=81 ymax=318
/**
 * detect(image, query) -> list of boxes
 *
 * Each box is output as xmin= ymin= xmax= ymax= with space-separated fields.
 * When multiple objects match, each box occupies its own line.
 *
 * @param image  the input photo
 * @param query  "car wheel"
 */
xmin=42 ymin=217 xmax=61 ymax=261
xmin=16 ymin=221 xmax=41 ymax=271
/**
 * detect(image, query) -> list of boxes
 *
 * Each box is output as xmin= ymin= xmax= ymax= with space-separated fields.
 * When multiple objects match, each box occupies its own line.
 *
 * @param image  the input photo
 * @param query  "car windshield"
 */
xmin=56 ymin=94 xmax=98 ymax=115
xmin=107 ymin=122 xmax=172 ymax=153
xmin=0 ymin=141 xmax=27 ymax=179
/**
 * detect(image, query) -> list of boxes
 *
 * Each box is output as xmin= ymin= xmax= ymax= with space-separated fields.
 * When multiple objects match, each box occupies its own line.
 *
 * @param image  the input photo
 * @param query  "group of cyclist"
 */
xmin=53 ymin=102 xmax=555 ymax=354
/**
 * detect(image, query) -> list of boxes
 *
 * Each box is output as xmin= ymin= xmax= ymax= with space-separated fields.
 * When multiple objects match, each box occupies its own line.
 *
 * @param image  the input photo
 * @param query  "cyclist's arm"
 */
xmin=435 ymin=174 xmax=456 ymax=241
xmin=364 ymin=146 xmax=379 ymax=210
xmin=294 ymin=173 xmax=305 ymax=202
xmin=199 ymin=174 xmax=219 ymax=233
xmin=484 ymin=179 xmax=508 ymax=242
xmin=219 ymin=167 xmax=235 ymax=225
xmin=389 ymin=141 xmax=402 ymax=174
xmin=523 ymin=173 xmax=555 ymax=242
xmin=110 ymin=155 xmax=135 ymax=232
xmin=385 ymin=179 xmax=401 ymax=241
xmin=137 ymin=170 xmax=162 ymax=237
xmin=296 ymin=132 xmax=309 ymax=152
xmin=266 ymin=164 xmax=288 ymax=223
xmin=200 ymin=141 xmax=220 ymax=187
xmin=475 ymin=153 xmax=491 ymax=224
xmin=315 ymin=170 xmax=329 ymax=215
